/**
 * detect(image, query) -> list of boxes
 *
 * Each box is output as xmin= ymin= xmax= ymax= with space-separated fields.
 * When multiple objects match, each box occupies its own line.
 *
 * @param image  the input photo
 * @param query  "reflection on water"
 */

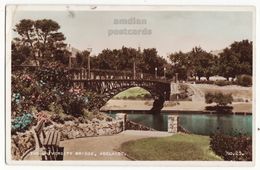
xmin=107 ymin=111 xmax=252 ymax=136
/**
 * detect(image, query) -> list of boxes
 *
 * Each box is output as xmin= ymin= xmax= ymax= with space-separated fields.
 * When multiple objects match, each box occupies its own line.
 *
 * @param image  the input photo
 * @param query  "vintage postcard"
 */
xmin=5 ymin=5 xmax=255 ymax=166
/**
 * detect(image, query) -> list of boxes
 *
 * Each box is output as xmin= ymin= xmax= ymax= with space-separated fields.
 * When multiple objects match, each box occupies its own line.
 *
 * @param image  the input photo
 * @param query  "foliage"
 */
xmin=168 ymin=51 xmax=193 ymax=80
xmin=11 ymin=113 xmax=34 ymax=133
xmin=214 ymin=80 xmax=233 ymax=86
xmin=91 ymin=47 xmax=172 ymax=78
xmin=205 ymin=92 xmax=233 ymax=106
xmin=218 ymin=40 xmax=252 ymax=79
xmin=236 ymin=74 xmax=252 ymax=87
xmin=191 ymin=47 xmax=216 ymax=80
xmin=11 ymin=66 xmax=105 ymax=122
xmin=12 ymin=19 xmax=70 ymax=66
xmin=167 ymin=40 xmax=252 ymax=81
xmin=168 ymin=47 xmax=217 ymax=81
xmin=76 ymin=50 xmax=90 ymax=67
xmin=210 ymin=132 xmax=252 ymax=161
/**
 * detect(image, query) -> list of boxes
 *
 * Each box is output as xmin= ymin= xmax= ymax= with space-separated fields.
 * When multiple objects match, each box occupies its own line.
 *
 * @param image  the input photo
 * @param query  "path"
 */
xmin=61 ymin=130 xmax=172 ymax=160
xmin=24 ymin=130 xmax=172 ymax=160
xmin=186 ymin=83 xmax=205 ymax=102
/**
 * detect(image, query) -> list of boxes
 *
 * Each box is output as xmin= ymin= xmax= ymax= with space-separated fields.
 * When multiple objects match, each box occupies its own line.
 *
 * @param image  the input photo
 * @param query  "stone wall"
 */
xmin=45 ymin=119 xmax=124 ymax=140
xmin=11 ymin=118 xmax=124 ymax=160
xmin=126 ymin=120 xmax=155 ymax=131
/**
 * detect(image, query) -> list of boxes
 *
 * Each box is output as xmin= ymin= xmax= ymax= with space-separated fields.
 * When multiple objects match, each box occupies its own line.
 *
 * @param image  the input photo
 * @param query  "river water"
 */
xmin=107 ymin=111 xmax=252 ymax=136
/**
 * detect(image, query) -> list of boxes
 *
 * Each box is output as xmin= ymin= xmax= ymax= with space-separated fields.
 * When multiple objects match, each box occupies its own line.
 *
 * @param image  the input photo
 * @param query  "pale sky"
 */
xmin=11 ymin=10 xmax=253 ymax=57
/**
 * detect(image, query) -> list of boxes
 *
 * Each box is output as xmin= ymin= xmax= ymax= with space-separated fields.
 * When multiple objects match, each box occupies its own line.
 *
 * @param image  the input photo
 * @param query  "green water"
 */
xmin=107 ymin=112 xmax=252 ymax=136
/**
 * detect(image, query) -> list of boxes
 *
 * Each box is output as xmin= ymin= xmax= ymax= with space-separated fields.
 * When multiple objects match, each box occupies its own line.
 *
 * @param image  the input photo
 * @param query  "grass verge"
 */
xmin=120 ymin=133 xmax=222 ymax=161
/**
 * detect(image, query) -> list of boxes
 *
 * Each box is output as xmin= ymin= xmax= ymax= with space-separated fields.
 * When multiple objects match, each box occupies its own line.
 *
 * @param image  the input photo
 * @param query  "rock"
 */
xmin=11 ymin=131 xmax=35 ymax=160
xmin=64 ymin=121 xmax=74 ymax=126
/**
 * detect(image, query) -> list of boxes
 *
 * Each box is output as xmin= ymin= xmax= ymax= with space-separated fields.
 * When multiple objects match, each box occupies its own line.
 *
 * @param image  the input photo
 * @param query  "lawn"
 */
xmin=194 ymin=84 xmax=252 ymax=101
xmin=120 ymin=133 xmax=222 ymax=161
xmin=113 ymin=87 xmax=150 ymax=99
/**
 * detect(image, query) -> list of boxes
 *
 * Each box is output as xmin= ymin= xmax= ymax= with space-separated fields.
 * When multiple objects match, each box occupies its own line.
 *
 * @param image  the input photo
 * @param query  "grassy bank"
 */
xmin=113 ymin=87 xmax=151 ymax=99
xmin=120 ymin=133 xmax=222 ymax=160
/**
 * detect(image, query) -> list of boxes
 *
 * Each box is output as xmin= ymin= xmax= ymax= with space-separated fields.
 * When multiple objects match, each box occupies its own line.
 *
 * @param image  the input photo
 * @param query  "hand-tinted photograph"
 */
xmin=6 ymin=5 xmax=254 ymax=165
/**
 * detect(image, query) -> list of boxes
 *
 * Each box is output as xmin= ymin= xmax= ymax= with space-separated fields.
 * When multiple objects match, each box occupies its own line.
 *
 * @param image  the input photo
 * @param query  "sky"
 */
xmin=10 ymin=9 xmax=253 ymax=57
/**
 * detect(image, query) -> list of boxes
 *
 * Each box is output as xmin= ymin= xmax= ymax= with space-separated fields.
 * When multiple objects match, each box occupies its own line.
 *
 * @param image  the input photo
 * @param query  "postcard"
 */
xmin=5 ymin=5 xmax=255 ymax=166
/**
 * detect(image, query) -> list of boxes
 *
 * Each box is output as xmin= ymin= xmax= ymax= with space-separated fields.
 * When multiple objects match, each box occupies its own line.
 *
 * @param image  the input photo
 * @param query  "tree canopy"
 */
xmin=168 ymin=40 xmax=252 ymax=81
xmin=90 ymin=46 xmax=170 ymax=77
xmin=12 ymin=19 xmax=70 ymax=66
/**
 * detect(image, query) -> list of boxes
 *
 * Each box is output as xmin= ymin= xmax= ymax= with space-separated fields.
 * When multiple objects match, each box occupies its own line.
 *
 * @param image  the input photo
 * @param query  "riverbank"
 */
xmin=101 ymin=99 xmax=252 ymax=113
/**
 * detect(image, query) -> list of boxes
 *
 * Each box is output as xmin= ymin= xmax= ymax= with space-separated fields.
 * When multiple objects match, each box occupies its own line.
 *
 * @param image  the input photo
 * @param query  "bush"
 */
xmin=143 ymin=93 xmax=152 ymax=99
xmin=236 ymin=74 xmax=252 ymax=87
xmin=210 ymin=133 xmax=252 ymax=161
xmin=214 ymin=80 xmax=233 ymax=86
xmin=195 ymin=80 xmax=215 ymax=84
xmin=205 ymin=92 xmax=233 ymax=106
xmin=11 ymin=113 xmax=34 ymax=134
xmin=205 ymin=105 xmax=233 ymax=113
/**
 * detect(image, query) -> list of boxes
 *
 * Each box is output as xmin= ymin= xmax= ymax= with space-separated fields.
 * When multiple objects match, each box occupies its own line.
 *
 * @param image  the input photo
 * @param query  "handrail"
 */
xmin=12 ymin=65 xmax=171 ymax=83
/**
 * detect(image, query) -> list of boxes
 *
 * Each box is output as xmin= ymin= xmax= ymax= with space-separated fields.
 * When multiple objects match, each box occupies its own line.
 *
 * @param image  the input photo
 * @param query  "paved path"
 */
xmin=186 ymin=83 xmax=205 ymax=102
xmin=25 ymin=130 xmax=172 ymax=160
xmin=60 ymin=130 xmax=172 ymax=160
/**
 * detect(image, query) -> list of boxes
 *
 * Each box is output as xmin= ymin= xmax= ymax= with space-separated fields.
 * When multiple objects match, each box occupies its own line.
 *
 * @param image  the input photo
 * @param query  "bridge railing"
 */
xmin=70 ymin=68 xmax=169 ymax=82
xmin=12 ymin=65 xmax=170 ymax=82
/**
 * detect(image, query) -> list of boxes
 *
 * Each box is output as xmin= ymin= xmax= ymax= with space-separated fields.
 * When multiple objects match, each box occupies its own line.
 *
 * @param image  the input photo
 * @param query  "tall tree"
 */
xmin=76 ymin=50 xmax=90 ymax=67
xmin=13 ymin=19 xmax=70 ymax=66
xmin=218 ymin=48 xmax=240 ymax=80
xmin=230 ymin=40 xmax=252 ymax=75
xmin=218 ymin=40 xmax=252 ymax=79
xmin=191 ymin=47 xmax=214 ymax=80
xmin=168 ymin=51 xmax=193 ymax=80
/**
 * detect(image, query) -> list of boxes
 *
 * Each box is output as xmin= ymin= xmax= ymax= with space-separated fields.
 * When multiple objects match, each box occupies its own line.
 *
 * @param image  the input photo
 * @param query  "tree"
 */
xmin=11 ymin=41 xmax=29 ymax=65
xmin=191 ymin=47 xmax=215 ymax=81
xmin=13 ymin=19 xmax=70 ymax=66
xmin=218 ymin=48 xmax=240 ymax=80
xmin=230 ymin=40 xmax=252 ymax=75
xmin=168 ymin=51 xmax=192 ymax=80
xmin=142 ymin=48 xmax=166 ymax=76
xmin=76 ymin=50 xmax=90 ymax=67
xmin=218 ymin=40 xmax=253 ymax=79
xmin=91 ymin=46 xmax=169 ymax=78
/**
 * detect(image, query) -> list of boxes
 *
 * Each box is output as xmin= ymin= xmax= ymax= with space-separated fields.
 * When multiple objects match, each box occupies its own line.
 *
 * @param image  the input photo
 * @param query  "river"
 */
xmin=107 ymin=111 xmax=252 ymax=136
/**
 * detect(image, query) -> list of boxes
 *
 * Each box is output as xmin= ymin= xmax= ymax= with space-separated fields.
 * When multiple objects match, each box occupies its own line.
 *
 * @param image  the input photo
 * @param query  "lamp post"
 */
xmin=175 ymin=73 xmax=179 ymax=83
xmin=164 ymin=67 xmax=166 ymax=79
xmin=155 ymin=67 xmax=158 ymax=79
xmin=87 ymin=48 xmax=92 ymax=79
xmin=133 ymin=59 xmax=136 ymax=80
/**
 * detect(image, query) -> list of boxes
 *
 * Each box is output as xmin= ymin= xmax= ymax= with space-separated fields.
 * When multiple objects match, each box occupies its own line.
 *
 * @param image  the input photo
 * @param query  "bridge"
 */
xmin=70 ymin=68 xmax=171 ymax=112
xmin=13 ymin=65 xmax=174 ymax=112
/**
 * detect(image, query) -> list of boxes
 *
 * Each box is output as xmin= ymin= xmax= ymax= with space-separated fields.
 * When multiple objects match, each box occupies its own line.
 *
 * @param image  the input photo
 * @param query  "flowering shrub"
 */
xmin=11 ymin=66 xmax=106 ymax=131
xmin=210 ymin=132 xmax=252 ymax=161
xmin=11 ymin=113 xmax=34 ymax=134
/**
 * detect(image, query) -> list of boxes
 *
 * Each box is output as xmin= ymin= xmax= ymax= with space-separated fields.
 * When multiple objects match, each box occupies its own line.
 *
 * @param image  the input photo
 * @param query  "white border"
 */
xmin=2 ymin=2 xmax=258 ymax=168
